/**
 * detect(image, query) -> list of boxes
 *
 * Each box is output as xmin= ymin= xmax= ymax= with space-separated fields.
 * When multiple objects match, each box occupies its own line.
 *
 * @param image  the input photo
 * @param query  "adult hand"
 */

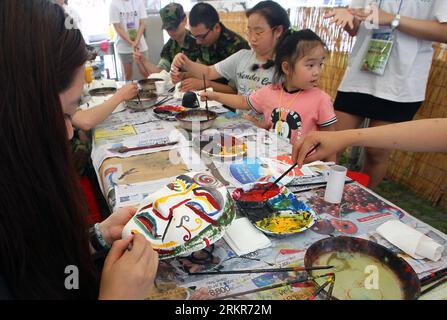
xmin=292 ymin=131 xmax=350 ymax=167
xmin=133 ymin=49 xmax=143 ymax=63
xmin=115 ymin=83 xmax=138 ymax=102
xmin=99 ymin=234 xmax=159 ymax=300
xmin=98 ymin=207 xmax=137 ymax=245
xmin=170 ymin=68 xmax=184 ymax=84
xmin=172 ymin=53 xmax=188 ymax=71
xmin=180 ymin=78 xmax=208 ymax=92
xmin=131 ymin=41 xmax=140 ymax=52
xmin=324 ymin=8 xmax=355 ymax=29
xmin=349 ymin=7 xmax=394 ymax=26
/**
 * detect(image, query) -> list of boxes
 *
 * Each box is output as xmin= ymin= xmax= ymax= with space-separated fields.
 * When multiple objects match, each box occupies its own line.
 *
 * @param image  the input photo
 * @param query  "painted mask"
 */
xmin=122 ymin=172 xmax=235 ymax=259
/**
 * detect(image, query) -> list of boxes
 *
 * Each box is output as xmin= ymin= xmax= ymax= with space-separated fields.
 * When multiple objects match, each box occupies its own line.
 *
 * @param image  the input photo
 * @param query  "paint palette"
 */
xmin=122 ymin=172 xmax=236 ymax=260
xmin=193 ymin=133 xmax=247 ymax=159
xmin=233 ymin=182 xmax=317 ymax=237
xmin=153 ymin=105 xmax=187 ymax=121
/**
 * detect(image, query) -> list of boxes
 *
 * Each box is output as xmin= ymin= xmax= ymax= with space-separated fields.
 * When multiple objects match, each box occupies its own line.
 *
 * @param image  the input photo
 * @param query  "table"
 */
xmin=90 ymin=91 xmax=447 ymax=300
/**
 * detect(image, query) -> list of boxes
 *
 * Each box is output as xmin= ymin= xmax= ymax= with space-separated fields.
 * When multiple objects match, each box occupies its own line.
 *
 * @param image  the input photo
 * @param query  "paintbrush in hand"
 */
xmin=188 ymin=265 xmax=334 ymax=276
xmin=262 ymin=142 xmax=321 ymax=195
xmin=202 ymin=74 xmax=210 ymax=120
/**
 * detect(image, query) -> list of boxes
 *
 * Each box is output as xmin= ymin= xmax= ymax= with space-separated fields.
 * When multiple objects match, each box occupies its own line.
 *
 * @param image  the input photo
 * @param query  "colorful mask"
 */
xmin=122 ymin=172 xmax=235 ymax=259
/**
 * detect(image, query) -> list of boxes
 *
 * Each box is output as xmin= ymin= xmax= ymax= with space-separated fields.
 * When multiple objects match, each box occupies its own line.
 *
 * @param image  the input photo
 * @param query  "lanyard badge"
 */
xmin=361 ymin=0 xmax=403 ymax=76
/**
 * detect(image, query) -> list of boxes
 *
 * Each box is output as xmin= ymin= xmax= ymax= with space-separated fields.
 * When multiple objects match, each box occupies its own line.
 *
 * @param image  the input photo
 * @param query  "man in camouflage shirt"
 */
xmin=134 ymin=3 xmax=201 ymax=76
xmin=175 ymin=2 xmax=250 ymax=91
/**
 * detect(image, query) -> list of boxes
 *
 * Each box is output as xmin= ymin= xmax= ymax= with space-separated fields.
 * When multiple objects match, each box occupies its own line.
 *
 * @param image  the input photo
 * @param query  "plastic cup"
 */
xmin=155 ymin=80 xmax=166 ymax=95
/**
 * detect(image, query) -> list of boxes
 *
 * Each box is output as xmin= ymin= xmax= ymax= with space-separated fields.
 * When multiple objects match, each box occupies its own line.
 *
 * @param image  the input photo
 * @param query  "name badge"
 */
xmin=361 ymin=27 xmax=395 ymax=76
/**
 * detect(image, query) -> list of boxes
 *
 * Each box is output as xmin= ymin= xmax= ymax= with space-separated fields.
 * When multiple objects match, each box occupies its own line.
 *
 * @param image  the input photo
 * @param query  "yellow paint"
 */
xmin=152 ymin=241 xmax=178 ymax=249
xmin=154 ymin=183 xmax=198 ymax=209
xmin=256 ymin=214 xmax=312 ymax=234
xmin=189 ymin=218 xmax=203 ymax=232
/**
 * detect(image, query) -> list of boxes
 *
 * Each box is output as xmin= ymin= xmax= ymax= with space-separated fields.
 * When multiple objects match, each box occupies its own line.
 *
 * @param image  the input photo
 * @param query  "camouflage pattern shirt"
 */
xmin=157 ymin=29 xmax=201 ymax=71
xmin=198 ymin=23 xmax=250 ymax=66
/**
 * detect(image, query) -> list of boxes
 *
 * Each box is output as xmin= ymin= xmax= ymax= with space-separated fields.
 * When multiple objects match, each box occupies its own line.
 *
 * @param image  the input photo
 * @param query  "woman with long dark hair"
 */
xmin=0 ymin=0 xmax=158 ymax=299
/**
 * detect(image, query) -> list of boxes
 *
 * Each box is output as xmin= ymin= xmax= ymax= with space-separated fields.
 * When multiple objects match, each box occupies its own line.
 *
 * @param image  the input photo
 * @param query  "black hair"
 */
xmin=0 ymin=0 xmax=98 ymax=299
xmin=246 ymin=1 xmax=291 ymax=72
xmin=246 ymin=1 xmax=291 ymax=31
xmin=273 ymin=28 xmax=326 ymax=84
xmin=189 ymin=3 xmax=220 ymax=29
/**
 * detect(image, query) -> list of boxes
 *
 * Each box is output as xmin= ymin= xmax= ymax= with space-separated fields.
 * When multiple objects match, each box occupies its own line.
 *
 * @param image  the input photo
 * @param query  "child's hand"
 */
xmin=116 ymin=84 xmax=138 ymax=102
xmin=99 ymin=234 xmax=159 ymax=300
xmin=243 ymin=113 xmax=270 ymax=130
xmin=324 ymin=8 xmax=355 ymax=29
xmin=199 ymin=91 xmax=217 ymax=101
xmin=180 ymin=78 xmax=204 ymax=92
xmin=98 ymin=207 xmax=137 ymax=245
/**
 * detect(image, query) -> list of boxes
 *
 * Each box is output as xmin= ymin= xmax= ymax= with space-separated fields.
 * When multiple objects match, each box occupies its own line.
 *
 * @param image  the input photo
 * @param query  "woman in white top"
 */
xmin=325 ymin=0 xmax=447 ymax=188
xmin=172 ymin=1 xmax=290 ymax=97
xmin=109 ymin=0 xmax=148 ymax=81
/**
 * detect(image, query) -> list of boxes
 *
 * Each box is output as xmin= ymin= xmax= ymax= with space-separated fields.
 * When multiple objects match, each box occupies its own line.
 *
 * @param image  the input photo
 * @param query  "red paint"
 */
xmin=186 ymin=204 xmax=219 ymax=226
xmin=193 ymin=189 xmax=221 ymax=210
xmin=233 ymin=182 xmax=281 ymax=202
xmin=279 ymin=249 xmax=303 ymax=255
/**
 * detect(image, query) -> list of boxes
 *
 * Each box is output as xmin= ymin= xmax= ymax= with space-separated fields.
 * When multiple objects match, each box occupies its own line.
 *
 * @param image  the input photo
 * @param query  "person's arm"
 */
xmin=350 ymin=7 xmax=447 ymax=43
xmin=179 ymin=77 xmax=236 ymax=94
xmin=113 ymin=23 xmax=133 ymax=46
xmin=133 ymin=19 xmax=146 ymax=50
xmin=396 ymin=18 xmax=447 ymax=43
xmin=200 ymin=91 xmax=249 ymax=110
xmin=133 ymin=50 xmax=162 ymax=77
xmin=171 ymin=53 xmax=222 ymax=83
xmin=293 ymin=119 xmax=447 ymax=167
xmin=319 ymin=124 xmax=337 ymax=163
xmin=72 ymin=84 xmax=137 ymax=130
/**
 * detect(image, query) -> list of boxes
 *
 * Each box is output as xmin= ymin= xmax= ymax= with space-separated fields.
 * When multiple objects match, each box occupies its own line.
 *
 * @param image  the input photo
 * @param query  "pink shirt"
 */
xmin=247 ymin=85 xmax=337 ymax=144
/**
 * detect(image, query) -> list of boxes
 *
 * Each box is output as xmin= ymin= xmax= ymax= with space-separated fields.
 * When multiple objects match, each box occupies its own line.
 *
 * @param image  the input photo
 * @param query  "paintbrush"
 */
xmin=262 ymin=142 xmax=321 ymax=195
xmin=421 ymin=267 xmax=447 ymax=286
xmin=162 ymin=215 xmax=174 ymax=242
xmin=108 ymin=141 xmax=178 ymax=154
xmin=213 ymin=272 xmax=334 ymax=300
xmin=308 ymin=274 xmax=335 ymax=300
xmin=136 ymin=92 xmax=143 ymax=105
xmin=202 ymin=74 xmax=210 ymax=120
xmin=326 ymin=275 xmax=335 ymax=300
xmin=188 ymin=265 xmax=334 ymax=276
xmin=420 ymin=277 xmax=447 ymax=296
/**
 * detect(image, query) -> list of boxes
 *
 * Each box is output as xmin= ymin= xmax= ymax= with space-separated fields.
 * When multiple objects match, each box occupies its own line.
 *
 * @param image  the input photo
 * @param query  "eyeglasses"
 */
xmin=190 ymin=28 xmax=212 ymax=41
xmin=245 ymin=26 xmax=275 ymax=38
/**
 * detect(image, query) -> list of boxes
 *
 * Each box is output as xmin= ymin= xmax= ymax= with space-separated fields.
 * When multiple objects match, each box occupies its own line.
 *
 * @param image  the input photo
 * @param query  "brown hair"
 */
xmin=0 ymin=0 xmax=98 ymax=299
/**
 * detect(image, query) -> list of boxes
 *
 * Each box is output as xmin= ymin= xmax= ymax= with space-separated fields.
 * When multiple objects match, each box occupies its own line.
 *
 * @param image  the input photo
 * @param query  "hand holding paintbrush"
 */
xmin=262 ymin=143 xmax=321 ymax=195
xmin=202 ymin=74 xmax=210 ymax=120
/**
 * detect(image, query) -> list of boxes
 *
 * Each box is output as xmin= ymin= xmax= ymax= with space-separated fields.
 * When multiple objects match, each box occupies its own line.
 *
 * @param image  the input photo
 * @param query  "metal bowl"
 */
xmin=175 ymin=110 xmax=217 ymax=131
xmin=126 ymin=92 xmax=158 ymax=110
xmin=88 ymin=87 xmax=117 ymax=96
xmin=304 ymin=236 xmax=421 ymax=300
xmin=137 ymin=78 xmax=163 ymax=92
